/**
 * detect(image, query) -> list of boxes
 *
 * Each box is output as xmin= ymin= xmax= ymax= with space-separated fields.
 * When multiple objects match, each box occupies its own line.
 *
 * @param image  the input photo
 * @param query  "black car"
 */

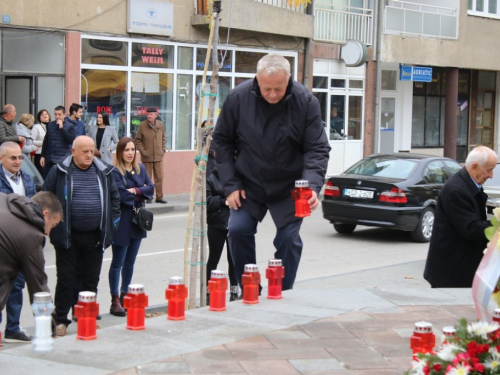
xmin=20 ymin=158 xmax=44 ymax=191
xmin=321 ymin=153 xmax=462 ymax=242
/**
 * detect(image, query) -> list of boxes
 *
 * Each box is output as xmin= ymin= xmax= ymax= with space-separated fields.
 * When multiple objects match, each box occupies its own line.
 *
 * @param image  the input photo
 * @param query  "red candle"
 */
xmin=266 ymin=259 xmax=285 ymax=299
xmin=123 ymin=284 xmax=149 ymax=330
xmin=291 ymin=180 xmax=312 ymax=218
xmin=242 ymin=264 xmax=260 ymax=304
xmin=208 ymin=270 xmax=228 ymax=312
xmin=165 ymin=276 xmax=188 ymax=320
xmin=74 ymin=292 xmax=99 ymax=340
xmin=493 ymin=309 xmax=500 ymax=323
xmin=410 ymin=321 xmax=435 ymax=360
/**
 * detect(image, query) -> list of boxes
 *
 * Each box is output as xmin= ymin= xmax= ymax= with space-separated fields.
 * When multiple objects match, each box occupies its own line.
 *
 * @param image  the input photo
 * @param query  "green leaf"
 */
xmin=485 ymin=226 xmax=497 ymax=241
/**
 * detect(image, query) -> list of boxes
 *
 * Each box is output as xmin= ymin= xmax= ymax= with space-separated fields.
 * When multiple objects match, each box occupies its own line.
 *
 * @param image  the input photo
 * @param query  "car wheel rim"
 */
xmin=421 ymin=211 xmax=434 ymax=239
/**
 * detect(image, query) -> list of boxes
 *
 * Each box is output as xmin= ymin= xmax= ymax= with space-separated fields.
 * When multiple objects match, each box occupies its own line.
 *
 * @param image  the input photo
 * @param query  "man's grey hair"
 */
xmin=256 ymin=54 xmax=290 ymax=76
xmin=465 ymin=146 xmax=497 ymax=167
xmin=0 ymin=141 xmax=21 ymax=156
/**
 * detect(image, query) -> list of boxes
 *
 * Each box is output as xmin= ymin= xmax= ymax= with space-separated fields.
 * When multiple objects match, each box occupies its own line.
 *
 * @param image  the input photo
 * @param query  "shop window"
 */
xmin=349 ymin=80 xmax=363 ymax=89
xmin=235 ymin=51 xmax=266 ymax=74
xmin=348 ymin=96 xmax=362 ymax=140
xmin=381 ymin=70 xmax=397 ymax=90
xmin=132 ymin=43 xmax=173 ymax=69
xmin=178 ymin=47 xmax=193 ymax=70
xmin=81 ymin=39 xmax=127 ymax=66
xmin=330 ymin=79 xmax=345 ymax=88
xmin=235 ymin=77 xmax=252 ymax=86
xmin=4 ymin=30 xmax=65 ymax=73
xmin=38 ymin=77 xmax=64 ymax=117
xmin=196 ymin=48 xmax=233 ymax=72
xmin=313 ymin=76 xmax=328 ymax=89
xmin=313 ymin=92 xmax=328 ymax=131
xmin=176 ymin=74 xmax=193 ymax=150
xmin=80 ymin=69 xmax=127 ymax=138
xmin=195 ymin=76 xmax=231 ymax=129
xmin=330 ymin=95 xmax=345 ymax=140
xmin=130 ymin=72 xmax=173 ymax=149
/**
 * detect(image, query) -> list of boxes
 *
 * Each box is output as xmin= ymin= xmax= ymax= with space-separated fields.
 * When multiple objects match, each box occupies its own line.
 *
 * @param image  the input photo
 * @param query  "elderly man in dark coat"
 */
xmin=213 ymin=54 xmax=331 ymax=291
xmin=424 ymin=146 xmax=497 ymax=288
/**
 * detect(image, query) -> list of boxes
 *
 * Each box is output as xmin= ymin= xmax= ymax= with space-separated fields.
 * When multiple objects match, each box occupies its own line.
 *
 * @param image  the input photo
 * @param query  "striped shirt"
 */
xmin=70 ymin=163 xmax=102 ymax=231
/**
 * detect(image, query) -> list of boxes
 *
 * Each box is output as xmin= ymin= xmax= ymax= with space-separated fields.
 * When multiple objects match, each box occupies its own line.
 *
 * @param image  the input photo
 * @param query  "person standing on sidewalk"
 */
xmin=0 ymin=141 xmax=37 ymax=343
xmin=43 ymin=136 xmax=120 ymax=336
xmin=212 ymin=54 xmax=330 ymax=291
xmin=88 ymin=112 xmax=119 ymax=165
xmin=424 ymin=146 xmax=497 ymax=288
xmin=40 ymin=105 xmax=75 ymax=178
xmin=108 ymin=137 xmax=154 ymax=316
xmin=68 ymin=103 xmax=86 ymax=137
xmin=32 ymin=109 xmax=50 ymax=176
xmin=135 ymin=107 xmax=167 ymax=204
xmin=0 ymin=104 xmax=26 ymax=146
xmin=206 ymin=166 xmax=240 ymax=303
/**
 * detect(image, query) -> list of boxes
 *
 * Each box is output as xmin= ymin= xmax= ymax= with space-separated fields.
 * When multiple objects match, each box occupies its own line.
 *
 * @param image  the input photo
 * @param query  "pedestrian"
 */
xmin=206 ymin=166 xmax=239 ymax=303
xmin=135 ymin=107 xmax=167 ymax=204
xmin=32 ymin=109 xmax=50 ymax=175
xmin=43 ymin=135 xmax=120 ymax=336
xmin=0 ymin=104 xmax=25 ymax=146
xmin=16 ymin=113 xmax=38 ymax=159
xmin=40 ymin=105 xmax=75 ymax=178
xmin=0 ymin=141 xmax=38 ymax=342
xmin=0 ymin=191 xmax=62 ymax=341
xmin=108 ymin=137 xmax=154 ymax=316
xmin=88 ymin=112 xmax=118 ymax=165
xmin=424 ymin=146 xmax=497 ymax=288
xmin=67 ymin=103 xmax=86 ymax=137
xmin=212 ymin=54 xmax=330 ymax=291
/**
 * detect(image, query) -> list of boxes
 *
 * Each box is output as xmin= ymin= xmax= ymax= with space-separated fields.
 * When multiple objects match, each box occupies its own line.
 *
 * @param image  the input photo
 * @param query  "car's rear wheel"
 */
xmin=333 ymin=223 xmax=356 ymax=234
xmin=411 ymin=207 xmax=434 ymax=243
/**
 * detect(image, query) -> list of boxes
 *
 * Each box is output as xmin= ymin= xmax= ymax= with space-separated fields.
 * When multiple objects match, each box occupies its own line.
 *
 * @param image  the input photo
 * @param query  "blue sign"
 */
xmin=399 ymin=65 xmax=433 ymax=82
xmin=2 ymin=15 xmax=11 ymax=24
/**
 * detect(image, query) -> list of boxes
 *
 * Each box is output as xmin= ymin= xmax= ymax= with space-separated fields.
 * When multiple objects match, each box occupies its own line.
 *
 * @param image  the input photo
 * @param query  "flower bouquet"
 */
xmin=407 ymin=319 xmax=500 ymax=374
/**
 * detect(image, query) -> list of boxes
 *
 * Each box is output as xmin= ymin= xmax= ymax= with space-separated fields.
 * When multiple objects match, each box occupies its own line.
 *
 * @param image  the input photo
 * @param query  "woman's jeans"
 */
xmin=109 ymin=238 xmax=142 ymax=296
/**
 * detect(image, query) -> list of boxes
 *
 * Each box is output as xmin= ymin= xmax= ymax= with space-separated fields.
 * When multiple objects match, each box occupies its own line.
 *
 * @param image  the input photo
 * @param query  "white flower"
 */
xmin=485 ymin=348 xmax=500 ymax=369
xmin=445 ymin=363 xmax=471 ymax=375
xmin=467 ymin=321 xmax=500 ymax=339
xmin=437 ymin=343 xmax=464 ymax=361
xmin=409 ymin=357 xmax=428 ymax=375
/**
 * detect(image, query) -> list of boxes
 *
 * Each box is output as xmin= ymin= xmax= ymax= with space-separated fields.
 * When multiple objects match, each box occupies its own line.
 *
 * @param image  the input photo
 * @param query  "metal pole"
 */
xmin=373 ymin=0 xmax=384 ymax=154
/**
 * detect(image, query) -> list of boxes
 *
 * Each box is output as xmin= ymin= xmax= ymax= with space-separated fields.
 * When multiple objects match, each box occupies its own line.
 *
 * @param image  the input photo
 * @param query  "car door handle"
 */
xmin=433 ymin=189 xmax=441 ymax=194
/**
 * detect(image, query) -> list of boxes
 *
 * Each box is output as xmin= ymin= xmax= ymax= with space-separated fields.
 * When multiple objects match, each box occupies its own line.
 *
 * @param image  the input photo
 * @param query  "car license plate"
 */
xmin=344 ymin=189 xmax=374 ymax=199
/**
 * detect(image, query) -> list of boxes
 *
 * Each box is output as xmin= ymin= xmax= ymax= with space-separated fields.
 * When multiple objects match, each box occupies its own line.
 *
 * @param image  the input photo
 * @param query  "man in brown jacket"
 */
xmin=135 ymin=107 xmax=167 ymax=203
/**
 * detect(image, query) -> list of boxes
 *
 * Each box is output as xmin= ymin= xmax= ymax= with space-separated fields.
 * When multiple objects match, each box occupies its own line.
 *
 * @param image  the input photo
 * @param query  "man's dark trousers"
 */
xmin=54 ymin=230 xmax=103 ymax=326
xmin=227 ymin=208 xmax=303 ymax=290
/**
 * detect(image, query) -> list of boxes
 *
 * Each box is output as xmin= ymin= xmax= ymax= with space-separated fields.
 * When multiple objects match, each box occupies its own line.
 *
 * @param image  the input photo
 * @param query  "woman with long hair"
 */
xmin=16 ymin=113 xmax=38 ymax=158
xmin=88 ymin=112 xmax=118 ymax=165
xmin=108 ymin=137 xmax=154 ymax=316
xmin=32 ymin=109 xmax=50 ymax=175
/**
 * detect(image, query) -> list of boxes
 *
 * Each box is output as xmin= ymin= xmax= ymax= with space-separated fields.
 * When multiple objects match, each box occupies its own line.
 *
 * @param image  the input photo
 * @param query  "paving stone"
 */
xmin=327 ymin=347 xmax=395 ymax=370
xmin=136 ymin=362 xmax=191 ymax=374
xmin=224 ymin=335 xmax=274 ymax=350
xmin=230 ymin=347 xmax=332 ymax=361
xmin=111 ymin=369 xmax=138 ymax=375
xmin=182 ymin=345 xmax=244 ymax=373
xmin=270 ymin=338 xmax=366 ymax=349
xmin=264 ymin=328 xmax=311 ymax=340
xmin=349 ymin=328 xmax=409 ymax=347
xmin=328 ymin=310 xmax=375 ymax=323
xmin=289 ymin=358 xmax=345 ymax=372
xmin=300 ymin=321 xmax=357 ymax=339
xmin=239 ymin=359 xmax=301 ymax=374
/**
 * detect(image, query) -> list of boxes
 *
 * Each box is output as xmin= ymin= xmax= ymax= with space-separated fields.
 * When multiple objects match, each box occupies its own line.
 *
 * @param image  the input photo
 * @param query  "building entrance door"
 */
xmin=5 ymin=76 xmax=34 ymax=123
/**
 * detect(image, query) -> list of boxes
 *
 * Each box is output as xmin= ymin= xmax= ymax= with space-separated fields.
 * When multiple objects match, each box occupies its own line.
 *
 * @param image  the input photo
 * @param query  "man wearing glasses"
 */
xmin=0 ymin=141 xmax=37 ymax=343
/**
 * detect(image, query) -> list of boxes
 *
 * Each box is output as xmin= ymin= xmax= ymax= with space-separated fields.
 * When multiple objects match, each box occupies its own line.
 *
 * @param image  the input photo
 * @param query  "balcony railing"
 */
xmin=196 ymin=0 xmax=306 ymax=16
xmin=385 ymin=0 xmax=458 ymax=39
xmin=314 ymin=2 xmax=373 ymax=46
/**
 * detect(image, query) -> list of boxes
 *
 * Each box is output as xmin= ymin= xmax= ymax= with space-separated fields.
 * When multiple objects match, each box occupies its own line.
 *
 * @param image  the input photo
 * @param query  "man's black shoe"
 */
xmin=156 ymin=198 xmax=168 ymax=204
xmin=146 ymin=199 xmax=153 ymax=204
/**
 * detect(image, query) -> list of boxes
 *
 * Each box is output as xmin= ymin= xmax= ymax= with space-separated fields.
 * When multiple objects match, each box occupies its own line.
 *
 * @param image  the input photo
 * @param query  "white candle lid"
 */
xmin=211 ymin=270 xmax=227 ymax=279
xmin=169 ymin=276 xmax=184 ymax=285
xmin=78 ymin=291 xmax=96 ymax=302
xmin=244 ymin=264 xmax=259 ymax=273
xmin=128 ymin=284 xmax=145 ymax=294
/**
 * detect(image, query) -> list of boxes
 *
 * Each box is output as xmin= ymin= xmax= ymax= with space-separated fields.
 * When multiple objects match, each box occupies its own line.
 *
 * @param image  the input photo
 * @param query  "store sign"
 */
xmin=127 ymin=0 xmax=173 ymax=37
xmin=400 ymin=65 xmax=432 ymax=82
xmin=141 ymin=47 xmax=165 ymax=65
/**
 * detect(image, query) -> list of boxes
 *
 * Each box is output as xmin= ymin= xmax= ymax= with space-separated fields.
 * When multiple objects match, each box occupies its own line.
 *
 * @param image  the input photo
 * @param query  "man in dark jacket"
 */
xmin=67 ymin=103 xmax=86 ymax=137
xmin=0 ymin=141 xmax=37 ymax=342
xmin=0 ymin=104 xmax=25 ymax=146
xmin=0 ymin=192 xmax=62 ymax=340
xmin=40 ymin=105 xmax=75 ymax=178
xmin=43 ymin=135 xmax=120 ymax=336
xmin=424 ymin=146 xmax=497 ymax=288
xmin=212 ymin=54 xmax=331 ymax=291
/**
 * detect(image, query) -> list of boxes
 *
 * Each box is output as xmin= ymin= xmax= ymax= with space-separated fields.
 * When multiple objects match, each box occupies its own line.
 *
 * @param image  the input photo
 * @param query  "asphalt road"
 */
xmin=3 ymin=208 xmax=431 ymax=333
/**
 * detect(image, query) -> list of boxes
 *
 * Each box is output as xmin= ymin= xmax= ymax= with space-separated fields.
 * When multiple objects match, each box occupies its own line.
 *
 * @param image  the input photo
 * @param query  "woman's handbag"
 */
xmin=132 ymin=206 xmax=154 ymax=231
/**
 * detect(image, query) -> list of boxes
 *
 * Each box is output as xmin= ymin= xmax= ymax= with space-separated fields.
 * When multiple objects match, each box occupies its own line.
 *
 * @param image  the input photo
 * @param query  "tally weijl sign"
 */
xmin=127 ymin=0 xmax=174 ymax=37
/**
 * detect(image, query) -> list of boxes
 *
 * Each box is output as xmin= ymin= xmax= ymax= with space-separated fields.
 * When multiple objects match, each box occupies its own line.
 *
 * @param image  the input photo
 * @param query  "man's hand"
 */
xmin=57 ymin=119 xmax=63 ymax=129
xmin=227 ymin=190 xmax=246 ymax=210
xmin=40 ymin=157 xmax=45 ymax=167
xmin=18 ymin=136 xmax=26 ymax=145
xmin=308 ymin=190 xmax=320 ymax=211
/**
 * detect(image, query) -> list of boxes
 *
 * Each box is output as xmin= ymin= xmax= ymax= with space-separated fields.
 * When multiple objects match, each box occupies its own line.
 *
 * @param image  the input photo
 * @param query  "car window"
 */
xmin=485 ymin=163 xmax=500 ymax=186
xmin=345 ymin=157 xmax=418 ymax=179
xmin=423 ymin=161 xmax=446 ymax=184
xmin=443 ymin=160 xmax=462 ymax=177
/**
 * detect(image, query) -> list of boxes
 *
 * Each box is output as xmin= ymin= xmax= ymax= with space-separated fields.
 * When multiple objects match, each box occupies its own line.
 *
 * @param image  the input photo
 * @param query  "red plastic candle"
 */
xmin=291 ymin=180 xmax=313 ymax=218
xmin=208 ymin=270 xmax=228 ymax=312
xmin=242 ymin=264 xmax=260 ymax=304
xmin=266 ymin=259 xmax=285 ymax=299
xmin=410 ymin=321 xmax=435 ymax=360
xmin=442 ymin=326 xmax=457 ymax=344
xmin=123 ymin=284 xmax=149 ymax=330
xmin=165 ymin=276 xmax=188 ymax=320
xmin=74 ymin=291 xmax=99 ymax=341
xmin=493 ymin=309 xmax=500 ymax=323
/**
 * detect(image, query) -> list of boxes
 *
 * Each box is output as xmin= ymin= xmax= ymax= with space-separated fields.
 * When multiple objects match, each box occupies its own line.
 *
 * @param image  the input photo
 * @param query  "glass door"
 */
xmin=380 ymin=97 xmax=396 ymax=153
xmin=5 ymin=76 xmax=33 ymax=123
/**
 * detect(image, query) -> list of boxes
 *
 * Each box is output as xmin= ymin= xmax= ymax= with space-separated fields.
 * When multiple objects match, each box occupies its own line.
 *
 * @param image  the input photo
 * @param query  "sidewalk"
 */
xmin=0 ymin=260 xmax=476 ymax=374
